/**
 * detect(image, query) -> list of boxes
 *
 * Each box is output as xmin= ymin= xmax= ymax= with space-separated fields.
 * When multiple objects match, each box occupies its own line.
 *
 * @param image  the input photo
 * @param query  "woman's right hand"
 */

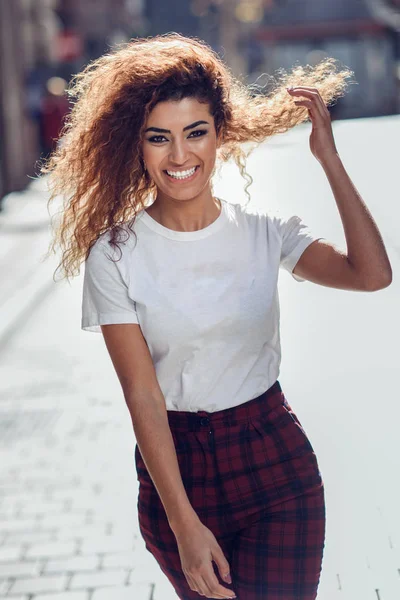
xmin=173 ymin=519 xmax=237 ymax=599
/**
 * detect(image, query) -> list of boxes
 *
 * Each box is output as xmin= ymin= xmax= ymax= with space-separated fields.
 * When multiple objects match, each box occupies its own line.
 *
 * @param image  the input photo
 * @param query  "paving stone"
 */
xmin=56 ymin=524 xmax=107 ymax=542
xmin=42 ymin=493 xmax=72 ymax=505
xmin=69 ymin=569 xmax=128 ymax=590
xmin=0 ymin=518 xmax=39 ymax=533
xmin=0 ymin=579 xmax=10 ymax=594
xmin=22 ymin=477 xmax=79 ymax=490
xmin=0 ymin=509 xmax=18 ymax=520
xmin=7 ymin=573 xmax=67 ymax=595
xmin=101 ymin=551 xmax=136 ymax=569
xmin=50 ymin=491 xmax=96 ymax=503
xmin=19 ymin=500 xmax=68 ymax=518
xmin=79 ymin=537 xmax=133 ymax=555
xmin=5 ymin=531 xmax=55 ymax=545
xmin=0 ymin=493 xmax=50 ymax=510
xmin=128 ymin=563 xmax=159 ymax=585
xmin=0 ymin=559 xmax=41 ymax=578
xmin=0 ymin=546 xmax=22 ymax=562
xmin=39 ymin=483 xmax=82 ymax=496
xmin=34 ymin=593 xmax=89 ymax=600
xmin=24 ymin=541 xmax=77 ymax=559
xmin=0 ymin=506 xmax=18 ymax=521
xmin=66 ymin=506 xmax=97 ymax=515
xmin=125 ymin=552 xmax=177 ymax=597
xmin=0 ymin=486 xmax=25 ymax=496
xmin=153 ymin=578 xmax=180 ymax=600
xmin=39 ymin=514 xmax=87 ymax=529
xmin=91 ymin=584 xmax=151 ymax=600
xmin=44 ymin=555 xmax=99 ymax=574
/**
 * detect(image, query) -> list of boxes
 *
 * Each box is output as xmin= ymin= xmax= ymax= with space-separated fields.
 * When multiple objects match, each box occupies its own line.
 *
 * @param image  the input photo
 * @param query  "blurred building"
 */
xmin=55 ymin=0 xmax=145 ymax=71
xmin=237 ymin=0 xmax=400 ymax=119
xmin=0 ymin=0 xmax=145 ymax=202
xmin=0 ymin=0 xmax=59 ymax=200
xmin=1 ymin=0 xmax=399 ymax=201
xmin=145 ymin=0 xmax=400 ymax=119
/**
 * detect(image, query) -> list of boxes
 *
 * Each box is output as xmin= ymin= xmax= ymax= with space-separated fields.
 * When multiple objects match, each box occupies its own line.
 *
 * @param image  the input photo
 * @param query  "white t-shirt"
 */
xmin=81 ymin=198 xmax=322 ymax=412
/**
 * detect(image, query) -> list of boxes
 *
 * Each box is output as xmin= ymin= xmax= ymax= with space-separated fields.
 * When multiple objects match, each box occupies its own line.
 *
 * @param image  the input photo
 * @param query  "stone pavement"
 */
xmin=0 ymin=283 xmax=179 ymax=600
xmin=0 ymin=176 xmax=58 ymax=348
xmin=0 ymin=179 xmax=179 ymax=599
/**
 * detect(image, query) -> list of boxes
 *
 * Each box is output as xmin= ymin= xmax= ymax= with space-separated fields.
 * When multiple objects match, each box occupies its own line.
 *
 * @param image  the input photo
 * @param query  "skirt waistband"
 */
xmin=167 ymin=380 xmax=283 ymax=432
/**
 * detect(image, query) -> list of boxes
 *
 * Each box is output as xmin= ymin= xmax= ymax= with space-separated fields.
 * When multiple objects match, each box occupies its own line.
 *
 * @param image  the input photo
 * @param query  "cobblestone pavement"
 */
xmin=0 ymin=250 xmax=179 ymax=599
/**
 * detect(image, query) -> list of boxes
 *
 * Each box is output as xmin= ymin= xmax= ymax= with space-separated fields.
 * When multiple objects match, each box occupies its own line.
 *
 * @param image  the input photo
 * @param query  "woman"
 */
xmin=41 ymin=33 xmax=392 ymax=600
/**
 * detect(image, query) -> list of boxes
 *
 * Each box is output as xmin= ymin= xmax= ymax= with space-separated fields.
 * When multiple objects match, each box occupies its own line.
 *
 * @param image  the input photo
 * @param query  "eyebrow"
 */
xmin=144 ymin=120 xmax=210 ymax=134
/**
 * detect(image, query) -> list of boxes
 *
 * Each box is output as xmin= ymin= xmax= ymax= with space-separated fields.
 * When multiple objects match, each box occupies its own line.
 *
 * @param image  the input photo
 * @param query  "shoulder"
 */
xmin=226 ymin=198 xmax=275 ymax=221
xmin=239 ymin=201 xmax=306 ymax=236
xmin=225 ymin=199 xmax=282 ymax=239
xmin=87 ymin=220 xmax=140 ymax=261
xmin=84 ymin=222 xmax=140 ymax=289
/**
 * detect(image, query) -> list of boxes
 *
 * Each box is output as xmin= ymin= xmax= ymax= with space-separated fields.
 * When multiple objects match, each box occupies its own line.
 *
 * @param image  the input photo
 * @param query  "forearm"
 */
xmin=127 ymin=391 xmax=200 ymax=533
xmin=321 ymin=152 xmax=392 ymax=287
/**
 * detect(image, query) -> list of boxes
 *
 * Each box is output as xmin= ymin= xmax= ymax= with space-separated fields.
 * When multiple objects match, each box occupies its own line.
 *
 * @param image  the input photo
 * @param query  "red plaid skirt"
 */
xmin=135 ymin=379 xmax=326 ymax=599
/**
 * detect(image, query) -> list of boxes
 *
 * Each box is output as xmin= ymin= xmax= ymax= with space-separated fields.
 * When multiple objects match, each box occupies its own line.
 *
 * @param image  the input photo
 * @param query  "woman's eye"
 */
xmin=148 ymin=135 xmax=167 ymax=143
xmin=147 ymin=130 xmax=207 ymax=144
xmin=189 ymin=129 xmax=207 ymax=138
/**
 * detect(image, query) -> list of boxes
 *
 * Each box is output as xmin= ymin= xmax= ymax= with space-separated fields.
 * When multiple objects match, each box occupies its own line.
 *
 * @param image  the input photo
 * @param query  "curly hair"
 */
xmin=39 ymin=32 xmax=354 ymax=281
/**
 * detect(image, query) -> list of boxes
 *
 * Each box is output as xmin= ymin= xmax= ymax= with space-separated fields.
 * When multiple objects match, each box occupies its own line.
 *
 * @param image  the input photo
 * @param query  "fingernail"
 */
xmin=225 ymin=574 xmax=232 ymax=583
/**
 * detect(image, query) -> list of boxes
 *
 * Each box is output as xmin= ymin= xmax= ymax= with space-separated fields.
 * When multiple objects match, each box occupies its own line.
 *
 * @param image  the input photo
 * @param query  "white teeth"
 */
xmin=166 ymin=167 xmax=197 ymax=179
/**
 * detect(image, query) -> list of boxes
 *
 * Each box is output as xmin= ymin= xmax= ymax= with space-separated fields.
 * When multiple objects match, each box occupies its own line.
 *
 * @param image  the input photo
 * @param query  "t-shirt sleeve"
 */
xmin=81 ymin=239 xmax=139 ymax=332
xmin=270 ymin=213 xmax=324 ymax=282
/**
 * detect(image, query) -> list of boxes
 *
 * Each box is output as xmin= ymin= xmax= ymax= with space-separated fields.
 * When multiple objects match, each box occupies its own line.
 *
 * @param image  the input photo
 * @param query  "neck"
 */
xmin=146 ymin=193 xmax=221 ymax=232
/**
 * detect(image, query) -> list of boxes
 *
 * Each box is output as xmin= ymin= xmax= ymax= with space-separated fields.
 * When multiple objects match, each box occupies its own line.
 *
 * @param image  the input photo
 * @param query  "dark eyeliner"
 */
xmin=147 ymin=129 xmax=207 ymax=143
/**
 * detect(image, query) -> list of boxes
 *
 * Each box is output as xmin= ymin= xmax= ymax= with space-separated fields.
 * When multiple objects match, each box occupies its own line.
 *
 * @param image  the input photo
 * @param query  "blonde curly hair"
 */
xmin=39 ymin=32 xmax=354 ymax=281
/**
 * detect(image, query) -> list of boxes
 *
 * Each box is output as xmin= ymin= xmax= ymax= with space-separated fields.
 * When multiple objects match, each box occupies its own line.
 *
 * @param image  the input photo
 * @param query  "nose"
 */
xmin=169 ymin=138 xmax=190 ymax=165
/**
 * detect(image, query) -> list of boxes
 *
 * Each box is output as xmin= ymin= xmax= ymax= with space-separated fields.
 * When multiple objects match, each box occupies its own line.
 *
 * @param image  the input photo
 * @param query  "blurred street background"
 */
xmin=1 ymin=0 xmax=400 ymax=198
xmin=0 ymin=1 xmax=400 ymax=599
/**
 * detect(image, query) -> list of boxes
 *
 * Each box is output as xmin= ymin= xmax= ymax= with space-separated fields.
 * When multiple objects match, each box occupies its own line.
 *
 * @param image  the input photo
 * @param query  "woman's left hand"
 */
xmin=287 ymin=86 xmax=338 ymax=164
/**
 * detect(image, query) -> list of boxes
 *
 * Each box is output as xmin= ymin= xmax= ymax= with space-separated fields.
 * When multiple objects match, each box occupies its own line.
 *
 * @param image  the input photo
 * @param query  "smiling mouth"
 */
xmin=164 ymin=166 xmax=200 ymax=181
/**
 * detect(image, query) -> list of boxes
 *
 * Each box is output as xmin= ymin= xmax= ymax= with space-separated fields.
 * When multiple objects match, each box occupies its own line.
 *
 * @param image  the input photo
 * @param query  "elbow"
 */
xmin=364 ymin=272 xmax=393 ymax=291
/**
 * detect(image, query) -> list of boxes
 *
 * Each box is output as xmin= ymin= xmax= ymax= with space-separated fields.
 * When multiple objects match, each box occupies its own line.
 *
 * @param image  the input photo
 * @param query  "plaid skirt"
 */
xmin=135 ymin=379 xmax=326 ymax=599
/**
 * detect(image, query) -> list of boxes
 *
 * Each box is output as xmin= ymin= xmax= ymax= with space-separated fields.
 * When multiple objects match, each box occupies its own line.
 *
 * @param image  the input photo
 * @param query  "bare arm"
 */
xmin=100 ymin=322 xmax=199 ymax=534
